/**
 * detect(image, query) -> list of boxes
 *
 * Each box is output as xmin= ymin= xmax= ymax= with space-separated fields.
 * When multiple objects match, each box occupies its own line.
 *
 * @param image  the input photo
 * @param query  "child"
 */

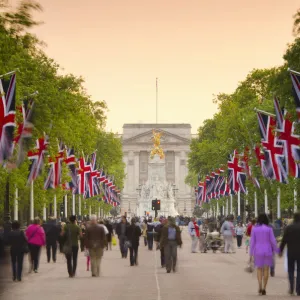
xmin=84 ymin=248 xmax=90 ymax=271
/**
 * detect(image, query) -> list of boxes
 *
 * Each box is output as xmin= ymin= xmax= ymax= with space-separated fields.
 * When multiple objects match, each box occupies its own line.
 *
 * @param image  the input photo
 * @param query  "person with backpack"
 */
xmin=25 ymin=217 xmax=46 ymax=273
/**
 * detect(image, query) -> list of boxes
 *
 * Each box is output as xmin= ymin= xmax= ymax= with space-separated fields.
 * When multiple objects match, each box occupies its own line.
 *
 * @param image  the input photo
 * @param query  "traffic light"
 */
xmin=152 ymin=199 xmax=161 ymax=211
xmin=152 ymin=200 xmax=156 ymax=211
xmin=156 ymin=200 xmax=161 ymax=210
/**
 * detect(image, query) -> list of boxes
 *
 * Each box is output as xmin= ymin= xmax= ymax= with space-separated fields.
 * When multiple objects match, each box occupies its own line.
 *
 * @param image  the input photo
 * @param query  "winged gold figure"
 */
xmin=150 ymin=130 xmax=165 ymax=159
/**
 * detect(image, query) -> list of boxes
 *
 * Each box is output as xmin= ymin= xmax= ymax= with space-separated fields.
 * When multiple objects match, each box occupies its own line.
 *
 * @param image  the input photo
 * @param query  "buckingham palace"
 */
xmin=120 ymin=123 xmax=194 ymax=217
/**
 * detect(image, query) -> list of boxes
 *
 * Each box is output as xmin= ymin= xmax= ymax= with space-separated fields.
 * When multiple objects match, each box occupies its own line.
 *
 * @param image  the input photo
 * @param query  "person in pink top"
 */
xmin=250 ymin=213 xmax=278 ymax=296
xmin=26 ymin=217 xmax=46 ymax=273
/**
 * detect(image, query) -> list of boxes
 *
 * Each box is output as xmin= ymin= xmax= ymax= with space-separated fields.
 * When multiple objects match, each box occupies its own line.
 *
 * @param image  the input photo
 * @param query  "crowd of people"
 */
xmin=5 ymin=211 xmax=300 ymax=296
xmin=5 ymin=214 xmax=183 ymax=282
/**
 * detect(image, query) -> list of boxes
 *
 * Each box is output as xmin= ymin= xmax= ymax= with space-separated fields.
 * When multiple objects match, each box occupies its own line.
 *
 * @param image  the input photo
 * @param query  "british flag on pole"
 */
xmin=44 ymin=144 xmax=65 ymax=189
xmin=27 ymin=137 xmax=48 ymax=184
xmin=273 ymin=97 xmax=300 ymax=179
xmin=257 ymin=111 xmax=288 ymax=183
xmin=227 ymin=150 xmax=246 ymax=194
xmin=0 ymin=74 xmax=16 ymax=163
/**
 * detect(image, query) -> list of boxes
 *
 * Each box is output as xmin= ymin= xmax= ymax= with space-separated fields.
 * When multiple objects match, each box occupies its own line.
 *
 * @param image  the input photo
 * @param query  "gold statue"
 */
xmin=150 ymin=130 xmax=165 ymax=159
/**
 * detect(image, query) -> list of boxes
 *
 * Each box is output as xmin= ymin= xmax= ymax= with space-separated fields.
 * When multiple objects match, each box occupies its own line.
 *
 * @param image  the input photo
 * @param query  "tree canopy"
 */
xmin=187 ymin=11 xmax=300 ymax=214
xmin=0 ymin=1 xmax=125 ymax=221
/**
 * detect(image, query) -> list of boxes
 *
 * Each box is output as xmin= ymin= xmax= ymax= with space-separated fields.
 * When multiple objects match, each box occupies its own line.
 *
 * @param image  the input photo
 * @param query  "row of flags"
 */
xmin=0 ymin=72 xmax=120 ymax=207
xmin=195 ymin=69 xmax=300 ymax=206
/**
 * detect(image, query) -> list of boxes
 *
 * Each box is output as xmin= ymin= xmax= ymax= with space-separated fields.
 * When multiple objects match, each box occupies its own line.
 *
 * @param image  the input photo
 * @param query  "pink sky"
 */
xmin=21 ymin=0 xmax=300 ymax=133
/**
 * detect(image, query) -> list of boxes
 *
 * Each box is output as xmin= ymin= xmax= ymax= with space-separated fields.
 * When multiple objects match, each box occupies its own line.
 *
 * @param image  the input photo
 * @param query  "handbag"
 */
xmin=112 ymin=236 xmax=117 ymax=246
xmin=245 ymin=257 xmax=254 ymax=273
xmin=63 ymin=226 xmax=72 ymax=255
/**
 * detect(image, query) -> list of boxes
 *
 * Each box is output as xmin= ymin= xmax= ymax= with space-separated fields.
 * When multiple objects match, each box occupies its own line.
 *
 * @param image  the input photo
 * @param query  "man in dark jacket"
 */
xmin=43 ymin=217 xmax=60 ymax=263
xmin=160 ymin=217 xmax=182 ymax=273
xmin=280 ymin=212 xmax=300 ymax=295
xmin=126 ymin=218 xmax=141 ymax=266
xmin=156 ymin=217 xmax=167 ymax=267
xmin=116 ymin=216 xmax=129 ymax=258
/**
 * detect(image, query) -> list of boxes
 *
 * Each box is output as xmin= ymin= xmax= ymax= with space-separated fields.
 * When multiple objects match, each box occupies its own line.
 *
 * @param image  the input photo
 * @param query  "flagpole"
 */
xmin=288 ymin=68 xmax=300 ymax=76
xmin=254 ymin=191 xmax=258 ymax=217
xmin=53 ymin=194 xmax=57 ymax=218
xmin=254 ymin=107 xmax=275 ymax=117
xmin=30 ymin=181 xmax=34 ymax=220
xmin=230 ymin=194 xmax=233 ymax=214
xmin=216 ymin=201 xmax=219 ymax=217
xmin=156 ymin=77 xmax=158 ymax=124
xmin=226 ymin=198 xmax=229 ymax=216
xmin=72 ymin=194 xmax=75 ymax=215
xmin=43 ymin=203 xmax=47 ymax=221
xmin=294 ymin=189 xmax=297 ymax=212
xmin=14 ymin=187 xmax=18 ymax=221
xmin=21 ymin=90 xmax=38 ymax=100
xmin=238 ymin=191 xmax=241 ymax=216
xmin=277 ymin=187 xmax=281 ymax=219
xmin=0 ymin=69 xmax=19 ymax=78
xmin=64 ymin=194 xmax=68 ymax=218
xmin=78 ymin=195 xmax=81 ymax=217
xmin=264 ymin=189 xmax=268 ymax=214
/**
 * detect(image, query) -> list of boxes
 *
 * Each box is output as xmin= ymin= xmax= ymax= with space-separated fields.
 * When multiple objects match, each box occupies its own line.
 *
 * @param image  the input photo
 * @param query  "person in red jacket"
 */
xmin=245 ymin=219 xmax=256 ymax=254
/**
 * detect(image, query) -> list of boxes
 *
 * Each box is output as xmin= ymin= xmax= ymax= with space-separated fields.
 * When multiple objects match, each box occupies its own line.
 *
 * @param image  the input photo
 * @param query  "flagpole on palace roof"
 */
xmin=0 ymin=69 xmax=19 ymax=78
xmin=254 ymin=107 xmax=275 ymax=117
xmin=156 ymin=77 xmax=158 ymax=124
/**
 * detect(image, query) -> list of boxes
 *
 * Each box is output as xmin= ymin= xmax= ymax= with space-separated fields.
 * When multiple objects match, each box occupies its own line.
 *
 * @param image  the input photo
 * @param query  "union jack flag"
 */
xmin=77 ymin=156 xmax=91 ymax=195
xmin=63 ymin=147 xmax=77 ymax=192
xmin=44 ymin=144 xmax=65 ymax=189
xmin=27 ymin=137 xmax=48 ymax=184
xmin=0 ymin=74 xmax=16 ymax=163
xmin=14 ymin=99 xmax=34 ymax=146
xmin=273 ymin=97 xmax=300 ymax=178
xmin=86 ymin=152 xmax=100 ymax=198
xmin=228 ymin=150 xmax=246 ymax=193
xmin=257 ymin=112 xmax=288 ymax=183
xmin=290 ymin=69 xmax=300 ymax=121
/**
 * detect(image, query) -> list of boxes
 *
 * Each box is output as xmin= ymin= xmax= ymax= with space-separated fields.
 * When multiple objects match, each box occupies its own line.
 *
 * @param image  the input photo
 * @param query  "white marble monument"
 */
xmin=137 ymin=154 xmax=178 ymax=217
xmin=120 ymin=124 xmax=194 ymax=216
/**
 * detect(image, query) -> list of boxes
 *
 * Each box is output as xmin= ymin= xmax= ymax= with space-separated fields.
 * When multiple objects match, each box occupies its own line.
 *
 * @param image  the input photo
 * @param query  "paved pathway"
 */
xmin=1 ymin=230 xmax=293 ymax=300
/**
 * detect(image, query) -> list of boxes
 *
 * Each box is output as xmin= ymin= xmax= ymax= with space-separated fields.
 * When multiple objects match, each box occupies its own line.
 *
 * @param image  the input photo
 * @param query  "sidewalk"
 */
xmin=1 ymin=230 xmax=293 ymax=300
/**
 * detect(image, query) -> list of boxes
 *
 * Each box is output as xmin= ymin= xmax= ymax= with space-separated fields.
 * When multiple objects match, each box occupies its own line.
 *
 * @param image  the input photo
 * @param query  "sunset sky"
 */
xmin=15 ymin=0 xmax=300 ymax=133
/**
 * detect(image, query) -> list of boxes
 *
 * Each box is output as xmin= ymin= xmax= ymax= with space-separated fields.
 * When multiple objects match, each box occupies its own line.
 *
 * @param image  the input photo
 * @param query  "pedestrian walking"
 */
xmin=250 ymin=213 xmax=278 ymax=296
xmin=79 ymin=223 xmax=86 ymax=252
xmin=221 ymin=215 xmax=235 ymax=254
xmin=61 ymin=215 xmax=82 ymax=278
xmin=235 ymin=222 xmax=244 ymax=248
xmin=141 ymin=219 xmax=148 ymax=246
xmin=146 ymin=217 xmax=154 ymax=250
xmin=43 ymin=217 xmax=60 ymax=263
xmin=188 ymin=217 xmax=198 ymax=253
xmin=105 ymin=220 xmax=114 ymax=250
xmin=199 ymin=219 xmax=208 ymax=253
xmin=245 ymin=219 xmax=256 ymax=254
xmin=160 ymin=217 xmax=182 ymax=273
xmin=116 ymin=216 xmax=129 ymax=258
xmin=7 ymin=221 xmax=28 ymax=281
xmin=85 ymin=215 xmax=107 ymax=277
xmin=156 ymin=217 xmax=167 ymax=267
xmin=126 ymin=218 xmax=142 ymax=266
xmin=279 ymin=212 xmax=300 ymax=295
xmin=25 ymin=217 xmax=46 ymax=273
